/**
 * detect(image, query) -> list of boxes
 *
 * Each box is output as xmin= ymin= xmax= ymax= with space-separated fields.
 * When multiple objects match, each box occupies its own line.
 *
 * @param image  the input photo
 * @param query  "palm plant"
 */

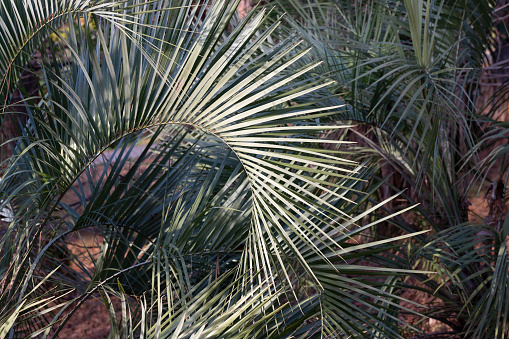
xmin=266 ymin=0 xmax=496 ymax=222
xmin=0 ymin=0 xmax=424 ymax=337
xmin=262 ymin=0 xmax=509 ymax=337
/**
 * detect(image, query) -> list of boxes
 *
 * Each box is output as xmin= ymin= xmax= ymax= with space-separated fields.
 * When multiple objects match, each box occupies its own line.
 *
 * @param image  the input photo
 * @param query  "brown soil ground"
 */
xmin=57 ymin=230 xmax=108 ymax=338
xmin=57 ymin=298 xmax=112 ymax=339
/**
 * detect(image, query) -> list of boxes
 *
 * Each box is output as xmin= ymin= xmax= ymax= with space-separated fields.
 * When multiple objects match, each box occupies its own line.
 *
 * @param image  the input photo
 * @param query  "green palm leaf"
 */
xmin=0 ymin=0 xmax=425 ymax=337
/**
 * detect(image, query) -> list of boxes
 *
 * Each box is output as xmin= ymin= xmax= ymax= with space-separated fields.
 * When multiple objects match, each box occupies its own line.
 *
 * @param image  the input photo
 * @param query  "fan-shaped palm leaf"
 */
xmin=0 ymin=0 xmax=424 ymax=337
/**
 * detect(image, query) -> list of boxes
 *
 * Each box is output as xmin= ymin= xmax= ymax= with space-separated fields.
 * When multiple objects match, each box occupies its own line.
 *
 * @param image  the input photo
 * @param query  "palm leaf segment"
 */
xmin=0 ymin=0 xmax=422 ymax=337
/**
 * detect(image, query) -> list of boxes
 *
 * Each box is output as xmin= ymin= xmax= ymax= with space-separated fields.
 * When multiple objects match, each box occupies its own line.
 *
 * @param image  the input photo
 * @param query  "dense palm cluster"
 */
xmin=0 ymin=0 xmax=509 ymax=338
